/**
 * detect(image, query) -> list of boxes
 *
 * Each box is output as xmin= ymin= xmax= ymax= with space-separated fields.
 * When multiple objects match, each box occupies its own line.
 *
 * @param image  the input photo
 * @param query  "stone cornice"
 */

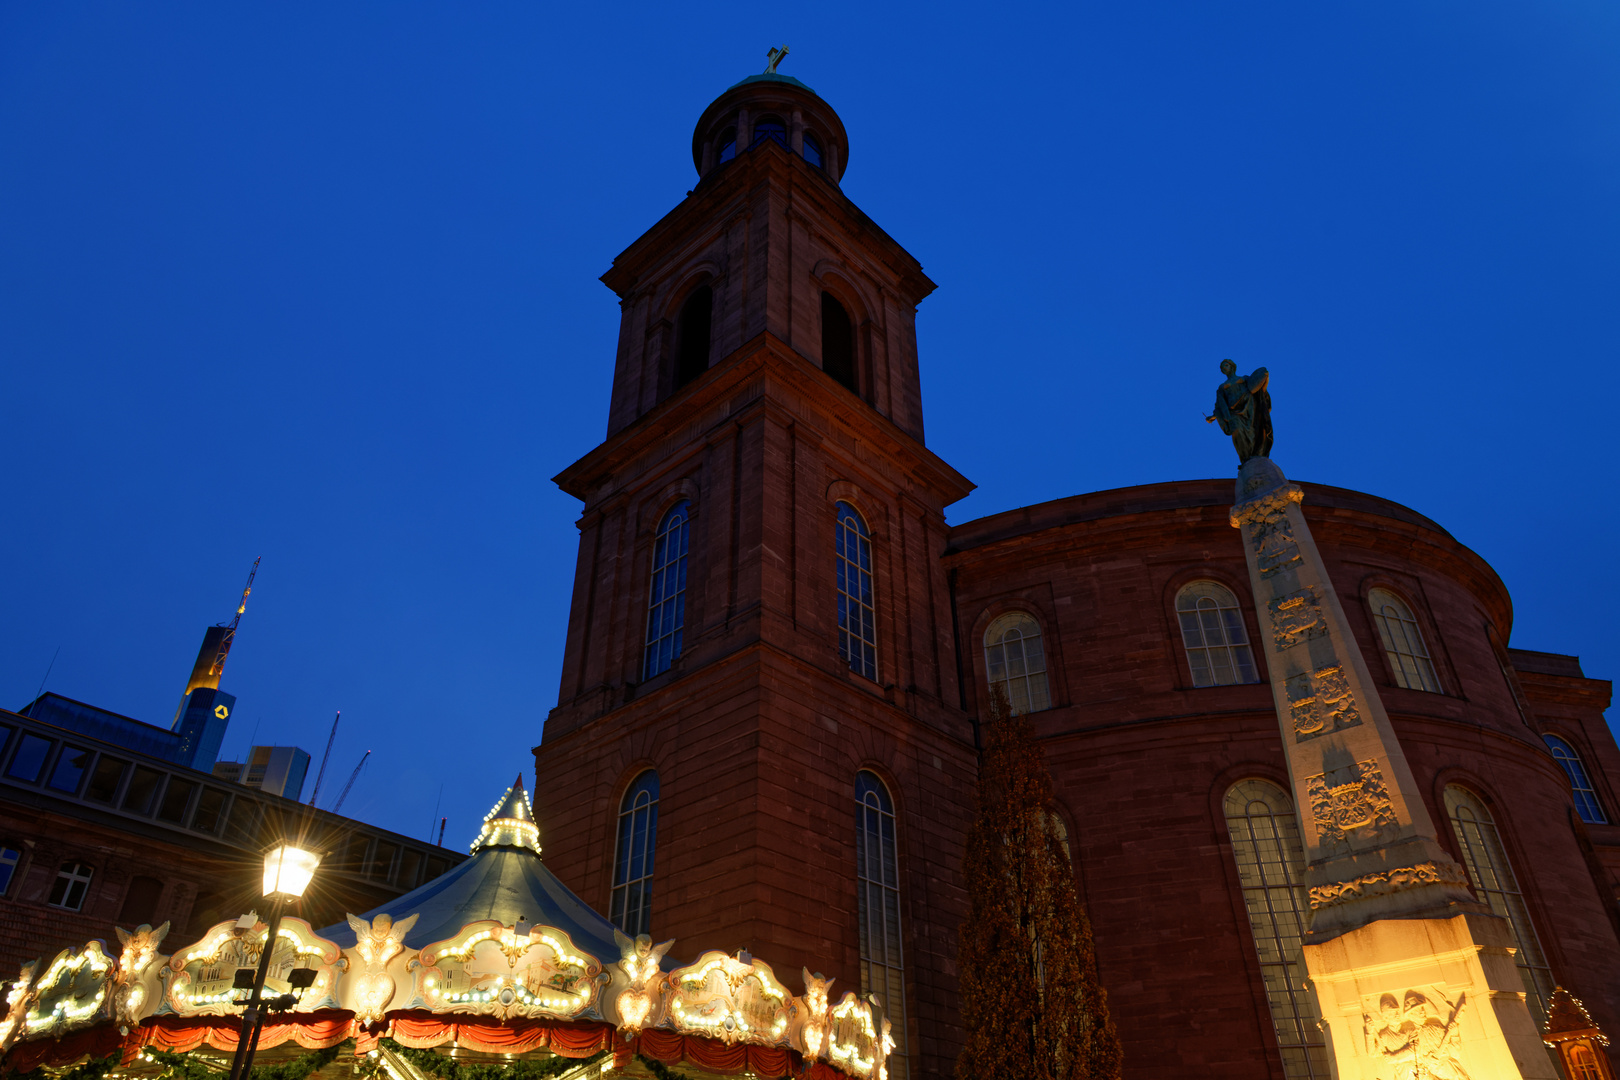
xmin=553 ymin=334 xmax=974 ymax=508
xmin=943 ymin=480 xmax=1513 ymax=634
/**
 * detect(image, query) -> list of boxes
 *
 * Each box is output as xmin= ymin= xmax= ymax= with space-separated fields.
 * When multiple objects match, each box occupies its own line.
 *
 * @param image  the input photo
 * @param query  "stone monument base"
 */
xmin=1304 ymin=909 xmax=1557 ymax=1079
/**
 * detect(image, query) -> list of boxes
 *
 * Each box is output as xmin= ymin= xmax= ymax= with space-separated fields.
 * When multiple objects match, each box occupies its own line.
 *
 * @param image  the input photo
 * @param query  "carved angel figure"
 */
xmin=347 ymin=912 xmax=419 ymax=1027
xmin=0 ymin=961 xmax=38 ymax=1053
xmin=798 ymin=969 xmax=834 ymax=1061
xmin=612 ymin=929 xmax=672 ymax=1033
xmin=113 ymin=922 xmax=169 ymax=1028
xmin=1365 ymin=990 xmax=1471 ymax=1080
xmin=1402 ymin=991 xmax=1471 ymax=1080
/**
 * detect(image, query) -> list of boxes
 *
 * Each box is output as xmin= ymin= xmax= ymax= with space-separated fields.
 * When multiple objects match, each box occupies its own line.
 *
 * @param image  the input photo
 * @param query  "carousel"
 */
xmin=0 ymin=778 xmax=891 ymax=1080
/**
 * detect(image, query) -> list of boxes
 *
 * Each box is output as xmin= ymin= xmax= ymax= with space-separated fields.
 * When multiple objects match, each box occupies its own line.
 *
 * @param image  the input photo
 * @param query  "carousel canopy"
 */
xmin=317 ymin=776 xmax=623 ymax=963
xmin=0 ymin=772 xmax=894 ymax=1080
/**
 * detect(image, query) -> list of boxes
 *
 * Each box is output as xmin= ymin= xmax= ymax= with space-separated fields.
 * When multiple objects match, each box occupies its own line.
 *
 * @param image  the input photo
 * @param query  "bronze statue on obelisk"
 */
xmin=1208 ymin=361 xmax=1555 ymax=1080
xmin=1207 ymin=359 xmax=1273 ymax=462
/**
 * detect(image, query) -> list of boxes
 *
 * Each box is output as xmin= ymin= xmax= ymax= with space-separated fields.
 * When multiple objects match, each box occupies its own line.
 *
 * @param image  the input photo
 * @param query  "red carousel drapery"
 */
xmin=3 ymin=1012 xmax=861 ymax=1080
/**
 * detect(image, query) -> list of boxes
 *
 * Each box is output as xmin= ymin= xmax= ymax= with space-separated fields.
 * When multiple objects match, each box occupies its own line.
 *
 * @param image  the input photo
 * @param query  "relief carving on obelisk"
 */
xmin=1363 ymin=988 xmax=1472 ymax=1079
xmin=1254 ymin=512 xmax=1303 ymax=577
xmin=1286 ymin=664 xmax=1362 ymax=741
xmin=1269 ymin=585 xmax=1329 ymax=649
xmin=1306 ymin=758 xmax=1398 ymax=855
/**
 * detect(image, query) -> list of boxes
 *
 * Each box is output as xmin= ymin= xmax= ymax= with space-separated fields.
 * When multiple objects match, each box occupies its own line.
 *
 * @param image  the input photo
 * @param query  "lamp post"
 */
xmin=226 ymin=844 xmax=321 ymax=1080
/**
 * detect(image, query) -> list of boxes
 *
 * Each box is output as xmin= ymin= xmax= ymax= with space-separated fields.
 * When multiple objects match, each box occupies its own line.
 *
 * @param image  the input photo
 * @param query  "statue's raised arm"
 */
xmin=1209 ymin=359 xmax=1273 ymax=463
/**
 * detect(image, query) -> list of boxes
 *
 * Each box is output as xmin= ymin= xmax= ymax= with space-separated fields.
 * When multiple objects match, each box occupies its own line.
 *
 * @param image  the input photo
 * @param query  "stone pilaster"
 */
xmin=1231 ymin=456 xmax=1556 ymax=1079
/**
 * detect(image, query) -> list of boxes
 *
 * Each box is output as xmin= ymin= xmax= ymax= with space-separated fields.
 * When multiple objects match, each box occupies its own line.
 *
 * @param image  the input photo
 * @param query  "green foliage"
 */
xmin=375 ymin=1040 xmax=604 ymax=1080
xmin=956 ymin=684 xmax=1122 ymax=1080
xmin=8 ymin=1051 xmax=122 ymax=1080
xmin=631 ymin=1056 xmax=697 ymax=1080
xmin=144 ymin=1040 xmax=347 ymax=1080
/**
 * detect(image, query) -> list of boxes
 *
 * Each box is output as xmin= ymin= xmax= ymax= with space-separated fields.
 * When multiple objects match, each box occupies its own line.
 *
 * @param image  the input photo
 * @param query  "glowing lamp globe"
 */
xmin=262 ymin=844 xmax=320 ymax=898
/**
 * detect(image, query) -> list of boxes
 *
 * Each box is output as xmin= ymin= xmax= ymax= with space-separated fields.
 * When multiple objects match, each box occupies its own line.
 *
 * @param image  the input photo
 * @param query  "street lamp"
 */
xmin=227 ymin=844 xmax=322 ymax=1080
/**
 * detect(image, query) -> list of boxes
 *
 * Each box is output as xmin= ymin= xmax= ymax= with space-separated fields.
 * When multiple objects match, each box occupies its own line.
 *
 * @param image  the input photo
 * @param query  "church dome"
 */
xmin=691 ymin=62 xmax=848 ymax=183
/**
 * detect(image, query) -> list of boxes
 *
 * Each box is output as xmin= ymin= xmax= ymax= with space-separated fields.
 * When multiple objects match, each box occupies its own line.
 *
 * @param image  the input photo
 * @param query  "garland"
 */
xmin=143 ymin=1040 xmax=348 ymax=1080
xmin=8 ymin=1052 xmax=121 ymax=1080
xmin=632 ymin=1057 xmax=697 ymax=1080
xmin=376 ymin=1040 xmax=605 ymax=1080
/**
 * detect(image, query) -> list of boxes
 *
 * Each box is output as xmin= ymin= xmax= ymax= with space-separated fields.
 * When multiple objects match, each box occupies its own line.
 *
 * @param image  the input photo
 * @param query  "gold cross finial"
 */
xmin=764 ymin=45 xmax=789 ymax=74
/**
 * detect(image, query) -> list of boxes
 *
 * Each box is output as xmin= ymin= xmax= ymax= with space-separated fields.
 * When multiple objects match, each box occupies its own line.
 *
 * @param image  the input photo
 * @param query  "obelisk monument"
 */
xmin=1211 ymin=361 xmax=1555 ymax=1079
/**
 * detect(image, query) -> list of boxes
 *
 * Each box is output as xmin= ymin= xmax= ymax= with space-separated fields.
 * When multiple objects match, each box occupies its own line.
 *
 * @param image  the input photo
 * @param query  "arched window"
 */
xmin=644 ymin=502 xmax=691 ymax=680
xmin=673 ymin=285 xmax=713 ymax=391
xmin=1176 ymin=581 xmax=1259 ymax=687
xmin=610 ymin=771 xmax=659 ymax=936
xmin=984 ymin=612 xmax=1051 ymax=714
xmin=836 ymin=502 xmax=877 ymax=681
xmin=802 ymin=132 xmax=824 ymax=168
xmin=750 ymin=116 xmax=787 ymax=149
xmin=1546 ymin=735 xmax=1607 ymax=824
xmin=1444 ymin=785 xmax=1554 ymax=1023
xmin=119 ymin=875 xmax=164 ymax=925
xmin=1222 ymin=780 xmax=1330 ymax=1079
xmin=48 ymin=861 xmax=94 ymax=911
xmin=1568 ymin=1045 xmax=1604 ymax=1080
xmin=820 ymin=292 xmax=857 ymax=392
xmin=1367 ymin=588 xmax=1441 ymax=692
xmin=856 ymin=771 xmax=907 ymax=1080
xmin=716 ymin=126 xmax=737 ymax=164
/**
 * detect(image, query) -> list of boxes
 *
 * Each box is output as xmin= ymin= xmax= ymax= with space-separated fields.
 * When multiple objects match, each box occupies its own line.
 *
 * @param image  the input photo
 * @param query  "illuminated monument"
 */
xmin=1218 ymin=364 xmax=1555 ymax=1077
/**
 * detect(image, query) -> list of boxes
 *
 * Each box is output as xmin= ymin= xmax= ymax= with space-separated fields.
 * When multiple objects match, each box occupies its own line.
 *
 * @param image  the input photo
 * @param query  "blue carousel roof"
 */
xmin=318 ymin=776 xmax=625 ymax=964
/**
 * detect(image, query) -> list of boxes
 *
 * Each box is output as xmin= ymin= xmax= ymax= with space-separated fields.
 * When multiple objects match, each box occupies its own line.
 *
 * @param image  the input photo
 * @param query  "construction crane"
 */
xmin=308 ymin=711 xmax=341 ymax=806
xmin=207 ymin=557 xmax=261 ymax=681
xmin=329 ymin=750 xmax=370 ymax=816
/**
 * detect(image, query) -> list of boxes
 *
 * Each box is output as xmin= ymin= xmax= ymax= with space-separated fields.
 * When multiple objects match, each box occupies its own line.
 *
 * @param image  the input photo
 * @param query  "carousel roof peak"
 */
xmin=471 ymin=774 xmax=540 ymax=855
xmin=317 ymin=769 xmax=622 ymax=963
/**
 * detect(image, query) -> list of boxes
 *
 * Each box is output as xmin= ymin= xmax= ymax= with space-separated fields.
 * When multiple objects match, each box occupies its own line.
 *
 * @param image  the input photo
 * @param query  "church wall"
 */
xmin=535 ymin=641 xmax=976 ymax=1080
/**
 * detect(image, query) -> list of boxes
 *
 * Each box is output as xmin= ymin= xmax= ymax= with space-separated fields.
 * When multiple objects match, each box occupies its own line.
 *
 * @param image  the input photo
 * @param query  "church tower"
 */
xmin=535 ymin=66 xmax=976 ymax=1080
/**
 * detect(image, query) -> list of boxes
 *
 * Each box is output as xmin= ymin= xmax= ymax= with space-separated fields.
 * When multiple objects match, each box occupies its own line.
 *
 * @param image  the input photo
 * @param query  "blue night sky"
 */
xmin=2 ymin=4 xmax=1616 ymax=846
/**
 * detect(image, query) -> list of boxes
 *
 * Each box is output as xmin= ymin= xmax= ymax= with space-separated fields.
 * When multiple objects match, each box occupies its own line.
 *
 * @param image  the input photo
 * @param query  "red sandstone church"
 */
xmin=531 ymin=68 xmax=1620 ymax=1079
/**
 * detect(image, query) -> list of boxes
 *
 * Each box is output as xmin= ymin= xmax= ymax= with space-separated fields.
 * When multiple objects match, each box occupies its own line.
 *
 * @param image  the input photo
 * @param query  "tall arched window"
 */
xmin=48 ymin=861 xmax=94 ymax=911
xmin=610 ymin=771 xmax=659 ymax=936
xmin=984 ymin=612 xmax=1051 ymax=714
xmin=644 ymin=502 xmax=691 ymax=680
xmin=1222 ymin=780 xmax=1330 ymax=1079
xmin=820 ymin=292 xmax=856 ymax=392
xmin=1546 ymin=735 xmax=1607 ymax=824
xmin=802 ymin=131 xmax=824 ymax=169
xmin=856 ymin=771 xmax=907 ymax=1080
xmin=1176 ymin=581 xmax=1259 ymax=687
xmin=1367 ymin=588 xmax=1441 ymax=692
xmin=1444 ymin=785 xmax=1554 ymax=1022
xmin=836 ymin=503 xmax=877 ymax=680
xmin=673 ymin=285 xmax=713 ymax=391
xmin=716 ymin=127 xmax=737 ymax=164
